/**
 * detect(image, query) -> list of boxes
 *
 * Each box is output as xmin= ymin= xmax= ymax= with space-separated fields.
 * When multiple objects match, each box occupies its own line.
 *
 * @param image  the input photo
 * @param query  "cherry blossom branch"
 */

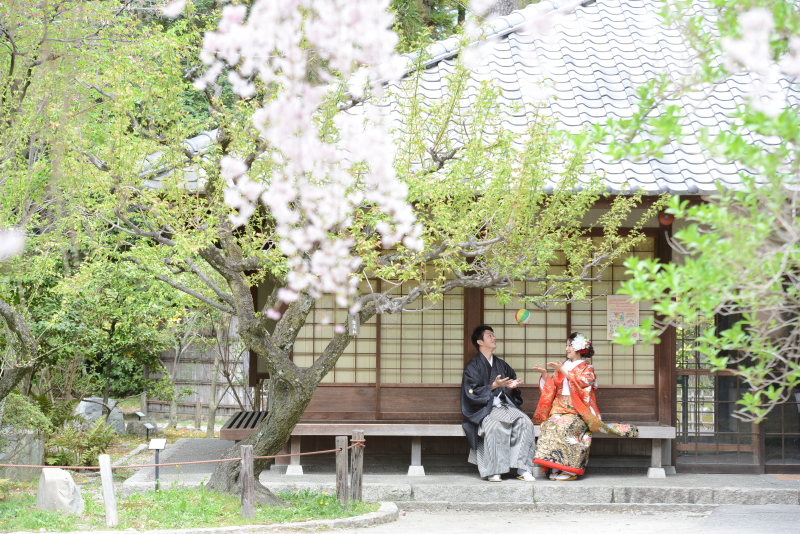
xmin=194 ymin=0 xmax=422 ymax=312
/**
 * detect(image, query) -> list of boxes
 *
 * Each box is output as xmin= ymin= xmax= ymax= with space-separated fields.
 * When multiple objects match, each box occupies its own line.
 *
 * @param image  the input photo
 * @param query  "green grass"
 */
xmin=0 ymin=486 xmax=378 ymax=532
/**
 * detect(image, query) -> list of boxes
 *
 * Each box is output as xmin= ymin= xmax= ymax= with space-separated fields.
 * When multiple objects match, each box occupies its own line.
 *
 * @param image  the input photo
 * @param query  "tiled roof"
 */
xmin=160 ymin=0 xmax=796 ymax=196
xmin=140 ymin=129 xmax=216 ymax=192
xmin=379 ymin=0 xmax=798 ymax=195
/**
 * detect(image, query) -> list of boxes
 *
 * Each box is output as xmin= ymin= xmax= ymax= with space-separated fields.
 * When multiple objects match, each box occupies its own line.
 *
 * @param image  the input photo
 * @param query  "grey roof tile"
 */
xmin=154 ymin=0 xmax=797 ymax=197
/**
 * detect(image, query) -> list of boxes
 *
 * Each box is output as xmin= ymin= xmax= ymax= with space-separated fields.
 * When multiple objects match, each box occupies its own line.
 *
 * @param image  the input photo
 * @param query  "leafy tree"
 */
xmin=605 ymin=1 xmax=800 ymax=422
xmin=50 ymin=261 xmax=190 ymax=404
xmin=0 ymin=0 xmax=122 ymax=407
xmin=0 ymin=0 xmax=216 ymax=417
xmin=92 ymin=15 xmax=661 ymax=499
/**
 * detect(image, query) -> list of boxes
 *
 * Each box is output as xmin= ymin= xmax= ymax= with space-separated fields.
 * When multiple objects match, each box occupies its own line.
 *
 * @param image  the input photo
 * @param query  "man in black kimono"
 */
xmin=462 ymin=325 xmax=536 ymax=482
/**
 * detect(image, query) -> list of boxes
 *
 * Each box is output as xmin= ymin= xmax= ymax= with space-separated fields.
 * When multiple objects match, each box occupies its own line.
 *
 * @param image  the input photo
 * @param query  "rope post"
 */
xmin=195 ymin=396 xmax=202 ymax=430
xmin=99 ymin=454 xmax=119 ymax=527
xmin=335 ymin=436 xmax=348 ymax=509
xmin=349 ymin=430 xmax=364 ymax=502
xmin=240 ymin=445 xmax=255 ymax=519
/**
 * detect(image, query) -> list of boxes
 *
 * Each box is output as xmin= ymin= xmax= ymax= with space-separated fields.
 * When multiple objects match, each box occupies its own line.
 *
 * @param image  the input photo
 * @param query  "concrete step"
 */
xmin=259 ymin=480 xmax=800 ymax=506
xmin=399 ymin=502 xmax=720 ymax=512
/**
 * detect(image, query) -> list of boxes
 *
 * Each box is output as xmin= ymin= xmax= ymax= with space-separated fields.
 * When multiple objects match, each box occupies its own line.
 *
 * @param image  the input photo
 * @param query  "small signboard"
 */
xmin=349 ymin=313 xmax=360 ymax=337
xmin=148 ymin=438 xmax=167 ymax=451
xmin=607 ymin=296 xmax=639 ymax=341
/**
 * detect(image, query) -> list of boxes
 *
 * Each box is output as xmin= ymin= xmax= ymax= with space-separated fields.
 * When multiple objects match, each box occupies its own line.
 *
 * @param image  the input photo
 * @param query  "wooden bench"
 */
xmin=220 ymin=410 xmax=269 ymax=441
xmin=220 ymin=412 xmax=675 ymax=478
xmin=273 ymin=422 xmax=676 ymax=478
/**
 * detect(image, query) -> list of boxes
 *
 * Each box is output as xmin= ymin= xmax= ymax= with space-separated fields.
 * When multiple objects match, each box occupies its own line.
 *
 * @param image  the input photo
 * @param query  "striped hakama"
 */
xmin=468 ymin=403 xmax=536 ymax=477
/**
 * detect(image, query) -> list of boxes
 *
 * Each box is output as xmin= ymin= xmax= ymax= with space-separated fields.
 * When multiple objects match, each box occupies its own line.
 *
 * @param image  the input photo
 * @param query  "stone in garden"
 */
xmin=35 ymin=468 xmax=85 ymax=515
xmin=126 ymin=420 xmax=162 ymax=436
xmin=74 ymin=397 xmax=125 ymax=434
xmin=0 ymin=430 xmax=45 ymax=481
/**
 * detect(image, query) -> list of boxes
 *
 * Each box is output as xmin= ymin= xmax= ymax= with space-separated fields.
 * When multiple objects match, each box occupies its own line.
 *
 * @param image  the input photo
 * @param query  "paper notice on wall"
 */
xmin=607 ymin=296 xmax=639 ymax=341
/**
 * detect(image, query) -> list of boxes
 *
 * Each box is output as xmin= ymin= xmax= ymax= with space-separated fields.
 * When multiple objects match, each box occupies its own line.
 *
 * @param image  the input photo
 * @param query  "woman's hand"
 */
xmin=532 ymin=365 xmax=548 ymax=376
xmin=547 ymin=361 xmax=565 ymax=373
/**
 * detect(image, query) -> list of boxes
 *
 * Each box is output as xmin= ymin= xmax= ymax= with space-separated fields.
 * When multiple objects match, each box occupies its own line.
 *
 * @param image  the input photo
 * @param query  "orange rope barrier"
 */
xmin=0 ymin=445 xmax=354 ymax=470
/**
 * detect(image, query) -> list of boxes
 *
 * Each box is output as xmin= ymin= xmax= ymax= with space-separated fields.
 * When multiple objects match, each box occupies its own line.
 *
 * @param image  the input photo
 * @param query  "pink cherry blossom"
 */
xmin=200 ymin=0 xmax=422 ymax=307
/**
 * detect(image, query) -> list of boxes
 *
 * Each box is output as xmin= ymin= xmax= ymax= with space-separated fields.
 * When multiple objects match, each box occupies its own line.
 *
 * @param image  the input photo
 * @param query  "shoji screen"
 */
xmin=380 ymin=276 xmax=464 ymax=384
xmin=292 ymin=282 xmax=378 ymax=383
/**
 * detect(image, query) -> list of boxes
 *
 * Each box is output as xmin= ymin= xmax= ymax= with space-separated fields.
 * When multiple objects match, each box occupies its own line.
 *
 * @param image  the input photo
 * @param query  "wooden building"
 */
xmin=244 ymin=0 xmax=800 ymax=474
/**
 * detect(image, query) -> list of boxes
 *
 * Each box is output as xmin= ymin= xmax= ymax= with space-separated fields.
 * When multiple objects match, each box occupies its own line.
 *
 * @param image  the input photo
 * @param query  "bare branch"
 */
xmin=83 ymin=152 xmax=110 ymax=171
xmin=182 ymin=257 xmax=237 ymax=309
xmin=113 ymin=206 xmax=177 ymax=246
xmin=123 ymin=257 xmax=236 ymax=315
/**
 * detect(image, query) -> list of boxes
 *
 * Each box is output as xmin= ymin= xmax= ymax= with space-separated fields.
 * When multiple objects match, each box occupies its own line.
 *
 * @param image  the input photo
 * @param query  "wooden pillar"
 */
xmin=240 ymin=445 xmax=255 ymax=518
xmin=464 ymin=288 xmax=484 ymax=365
xmin=375 ymin=279 xmax=383 ymax=420
xmin=657 ymin=222 xmax=677 ymax=469
xmin=99 ymin=454 xmax=118 ymax=527
xmin=335 ymin=436 xmax=349 ymax=508
xmin=349 ymin=430 xmax=364 ymax=501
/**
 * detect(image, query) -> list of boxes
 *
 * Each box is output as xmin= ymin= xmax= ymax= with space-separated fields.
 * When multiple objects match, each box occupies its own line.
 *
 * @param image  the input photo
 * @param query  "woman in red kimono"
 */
xmin=532 ymin=332 xmax=638 ymax=481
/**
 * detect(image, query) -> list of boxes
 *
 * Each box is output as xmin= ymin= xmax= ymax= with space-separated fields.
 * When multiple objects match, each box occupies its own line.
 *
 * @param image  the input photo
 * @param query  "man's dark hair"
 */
xmin=471 ymin=325 xmax=494 ymax=350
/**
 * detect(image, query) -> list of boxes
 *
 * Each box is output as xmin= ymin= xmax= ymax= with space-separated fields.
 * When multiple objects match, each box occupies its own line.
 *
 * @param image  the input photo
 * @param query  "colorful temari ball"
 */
xmin=515 ymin=309 xmax=531 ymax=325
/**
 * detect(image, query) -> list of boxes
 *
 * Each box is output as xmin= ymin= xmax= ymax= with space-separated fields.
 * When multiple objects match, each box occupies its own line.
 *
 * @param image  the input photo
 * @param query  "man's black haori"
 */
xmin=461 ymin=354 xmax=523 ymax=450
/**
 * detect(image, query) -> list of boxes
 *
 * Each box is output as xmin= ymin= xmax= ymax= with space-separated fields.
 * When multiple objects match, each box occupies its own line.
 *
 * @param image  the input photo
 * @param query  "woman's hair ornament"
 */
xmin=570 ymin=333 xmax=591 ymax=354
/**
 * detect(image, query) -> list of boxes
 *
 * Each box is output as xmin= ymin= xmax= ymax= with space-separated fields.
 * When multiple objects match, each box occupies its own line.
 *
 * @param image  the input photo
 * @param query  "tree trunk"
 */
xmin=206 ymin=377 xmax=315 ymax=504
xmin=63 ymin=357 xmax=79 ymax=400
xmin=103 ymin=355 xmax=112 ymax=408
xmin=0 ymin=297 xmax=39 ymax=402
xmin=169 ymin=399 xmax=178 ymax=429
xmin=168 ymin=340 xmax=186 ymax=429
xmin=206 ymin=349 xmax=221 ymax=438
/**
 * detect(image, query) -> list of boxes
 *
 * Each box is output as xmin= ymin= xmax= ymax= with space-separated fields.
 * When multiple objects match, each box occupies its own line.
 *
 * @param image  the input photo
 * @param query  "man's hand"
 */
xmin=492 ymin=375 xmax=521 ymax=390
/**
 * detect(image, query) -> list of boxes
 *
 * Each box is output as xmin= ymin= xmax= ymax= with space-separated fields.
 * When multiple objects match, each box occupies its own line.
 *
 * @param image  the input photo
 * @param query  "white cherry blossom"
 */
xmin=0 ymin=228 xmax=25 ymax=262
xmin=198 ymin=0 xmax=422 ymax=309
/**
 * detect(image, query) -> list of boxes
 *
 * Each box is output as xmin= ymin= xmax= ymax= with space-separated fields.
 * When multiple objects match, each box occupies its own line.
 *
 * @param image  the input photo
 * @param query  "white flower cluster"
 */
xmin=161 ymin=0 xmax=186 ymax=20
xmin=720 ymin=8 xmax=800 ymax=117
xmin=570 ymin=333 xmax=590 ymax=352
xmin=0 ymin=228 xmax=25 ymax=261
xmin=194 ymin=0 xmax=423 ymax=312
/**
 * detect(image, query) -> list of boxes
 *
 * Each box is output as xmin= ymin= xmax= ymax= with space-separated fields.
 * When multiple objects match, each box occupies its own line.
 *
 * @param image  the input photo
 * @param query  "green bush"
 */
xmin=29 ymin=393 xmax=81 ymax=430
xmin=0 ymin=478 xmax=12 ymax=501
xmin=46 ymin=419 xmax=116 ymax=467
xmin=2 ymin=393 xmax=52 ymax=434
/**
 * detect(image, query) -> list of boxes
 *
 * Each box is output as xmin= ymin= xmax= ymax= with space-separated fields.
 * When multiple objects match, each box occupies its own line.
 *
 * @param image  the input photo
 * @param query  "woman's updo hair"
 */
xmin=567 ymin=332 xmax=594 ymax=358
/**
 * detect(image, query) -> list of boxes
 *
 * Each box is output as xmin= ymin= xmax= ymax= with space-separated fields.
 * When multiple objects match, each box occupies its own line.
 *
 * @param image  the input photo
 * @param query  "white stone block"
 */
xmin=407 ymin=465 xmax=426 ymax=476
xmin=647 ymin=467 xmax=667 ymax=479
xmin=286 ymin=465 xmax=304 ymax=475
xmin=36 ymin=468 xmax=85 ymax=515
